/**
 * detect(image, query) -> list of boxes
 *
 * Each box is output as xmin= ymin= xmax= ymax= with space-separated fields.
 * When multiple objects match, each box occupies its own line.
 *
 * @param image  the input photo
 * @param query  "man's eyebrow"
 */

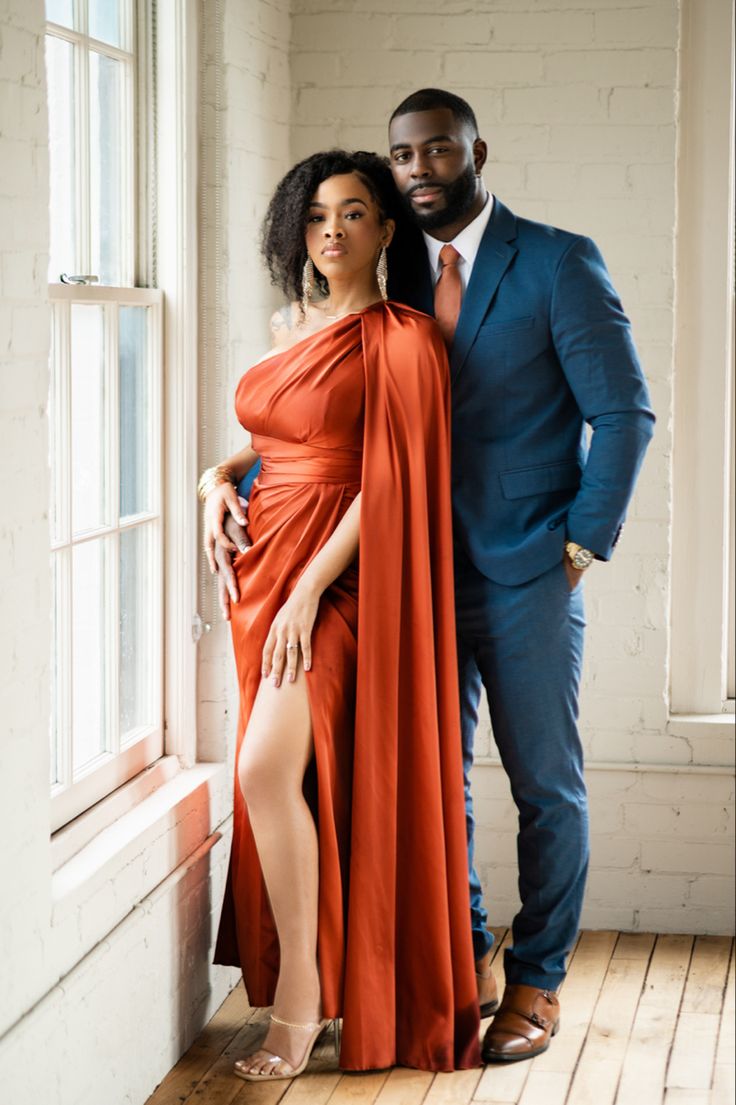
xmin=389 ymin=134 xmax=455 ymax=154
xmin=308 ymin=198 xmax=369 ymax=208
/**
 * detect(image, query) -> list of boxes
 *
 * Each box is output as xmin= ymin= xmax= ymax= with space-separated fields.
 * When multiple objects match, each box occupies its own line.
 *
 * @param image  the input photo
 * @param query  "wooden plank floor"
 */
xmin=146 ymin=931 xmax=734 ymax=1105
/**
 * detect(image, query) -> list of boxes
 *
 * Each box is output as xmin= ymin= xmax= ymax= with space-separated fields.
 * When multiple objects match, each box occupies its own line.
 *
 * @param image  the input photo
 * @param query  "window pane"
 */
xmin=120 ymin=306 xmax=151 ymax=516
xmin=46 ymin=35 xmax=76 ymax=281
xmin=90 ymin=51 xmax=125 ymax=285
xmin=72 ymin=538 xmax=110 ymax=773
xmin=120 ymin=524 xmax=155 ymax=740
xmin=45 ymin=0 xmax=73 ymax=28
xmin=71 ymin=304 xmax=107 ymax=534
xmin=89 ymin=0 xmax=123 ymax=48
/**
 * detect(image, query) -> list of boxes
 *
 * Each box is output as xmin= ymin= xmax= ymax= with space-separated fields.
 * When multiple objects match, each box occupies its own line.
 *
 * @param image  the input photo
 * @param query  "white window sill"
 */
xmin=48 ymin=760 xmax=232 ymax=986
xmin=667 ymin=713 xmax=736 ymax=768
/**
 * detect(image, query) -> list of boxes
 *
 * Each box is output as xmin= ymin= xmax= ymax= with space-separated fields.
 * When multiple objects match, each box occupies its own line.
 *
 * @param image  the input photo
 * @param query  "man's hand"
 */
xmin=203 ymin=483 xmax=249 ymax=573
xmin=563 ymin=557 xmax=586 ymax=592
xmin=213 ymin=504 xmax=251 ymax=621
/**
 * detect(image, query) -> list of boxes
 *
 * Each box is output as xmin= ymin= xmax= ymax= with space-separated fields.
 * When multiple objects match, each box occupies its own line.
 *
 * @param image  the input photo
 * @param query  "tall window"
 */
xmin=46 ymin=0 xmax=164 ymax=831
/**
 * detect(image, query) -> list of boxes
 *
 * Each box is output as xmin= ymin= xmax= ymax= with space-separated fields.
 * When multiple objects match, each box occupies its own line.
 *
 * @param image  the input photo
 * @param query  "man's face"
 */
xmin=388 ymin=107 xmax=486 ymax=232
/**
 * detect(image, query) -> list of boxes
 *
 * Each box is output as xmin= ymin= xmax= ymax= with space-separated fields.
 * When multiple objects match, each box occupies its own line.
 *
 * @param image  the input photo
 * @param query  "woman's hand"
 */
xmin=262 ymin=581 xmax=319 ymax=686
xmin=214 ymin=531 xmax=240 ymax=621
xmin=203 ymin=483 xmax=249 ymax=574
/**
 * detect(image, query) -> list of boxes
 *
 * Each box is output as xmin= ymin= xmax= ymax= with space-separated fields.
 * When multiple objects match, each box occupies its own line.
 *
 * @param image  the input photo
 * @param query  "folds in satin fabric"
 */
xmin=213 ymin=301 xmax=481 ymax=1071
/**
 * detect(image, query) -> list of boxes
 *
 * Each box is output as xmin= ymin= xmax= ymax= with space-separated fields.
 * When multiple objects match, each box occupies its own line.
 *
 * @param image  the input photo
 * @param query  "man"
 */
xmin=384 ymin=88 xmax=654 ymax=1063
xmin=214 ymin=87 xmax=654 ymax=1064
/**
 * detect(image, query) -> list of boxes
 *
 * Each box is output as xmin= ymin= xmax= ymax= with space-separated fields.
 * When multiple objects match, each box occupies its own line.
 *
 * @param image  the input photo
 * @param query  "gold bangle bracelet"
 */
xmin=197 ymin=464 xmax=236 ymax=503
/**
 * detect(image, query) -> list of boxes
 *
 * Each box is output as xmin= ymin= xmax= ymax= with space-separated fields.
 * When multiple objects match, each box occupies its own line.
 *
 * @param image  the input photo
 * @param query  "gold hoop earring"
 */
xmin=376 ymin=245 xmax=388 ymax=302
xmin=301 ymin=257 xmax=315 ymax=315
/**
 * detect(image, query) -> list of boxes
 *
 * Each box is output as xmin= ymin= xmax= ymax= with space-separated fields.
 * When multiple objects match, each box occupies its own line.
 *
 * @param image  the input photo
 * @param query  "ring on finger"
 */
xmin=286 ymin=643 xmax=299 ymax=651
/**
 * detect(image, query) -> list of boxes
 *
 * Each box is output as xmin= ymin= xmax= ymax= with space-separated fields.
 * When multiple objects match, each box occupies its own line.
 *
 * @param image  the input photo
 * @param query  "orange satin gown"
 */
xmin=213 ymin=300 xmax=481 ymax=1072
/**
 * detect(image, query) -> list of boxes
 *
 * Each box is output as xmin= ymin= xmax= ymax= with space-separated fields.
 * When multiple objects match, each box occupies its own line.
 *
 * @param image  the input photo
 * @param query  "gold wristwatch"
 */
xmin=565 ymin=541 xmax=595 ymax=571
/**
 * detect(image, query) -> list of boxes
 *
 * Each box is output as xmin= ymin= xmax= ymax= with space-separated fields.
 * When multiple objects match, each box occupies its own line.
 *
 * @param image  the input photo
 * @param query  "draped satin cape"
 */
xmin=213 ymin=300 xmax=481 ymax=1072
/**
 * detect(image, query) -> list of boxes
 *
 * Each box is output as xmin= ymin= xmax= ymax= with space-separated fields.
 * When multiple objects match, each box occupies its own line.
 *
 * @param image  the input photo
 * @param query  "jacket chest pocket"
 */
xmin=472 ymin=316 xmax=540 ymax=367
xmin=477 ymin=314 xmax=536 ymax=336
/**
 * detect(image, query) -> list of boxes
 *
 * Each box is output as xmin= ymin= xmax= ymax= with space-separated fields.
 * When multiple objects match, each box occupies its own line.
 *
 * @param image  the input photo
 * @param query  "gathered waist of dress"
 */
xmin=252 ymin=434 xmax=362 ymax=487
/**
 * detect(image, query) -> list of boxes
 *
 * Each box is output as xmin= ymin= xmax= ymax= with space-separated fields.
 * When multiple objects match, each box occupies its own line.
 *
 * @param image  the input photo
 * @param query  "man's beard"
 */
xmin=402 ymin=164 xmax=479 ymax=231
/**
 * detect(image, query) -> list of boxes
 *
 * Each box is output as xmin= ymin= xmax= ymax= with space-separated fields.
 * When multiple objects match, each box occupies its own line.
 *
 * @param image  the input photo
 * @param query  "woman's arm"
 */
xmin=219 ymin=443 xmax=260 ymax=484
xmin=263 ymin=493 xmax=362 ymax=685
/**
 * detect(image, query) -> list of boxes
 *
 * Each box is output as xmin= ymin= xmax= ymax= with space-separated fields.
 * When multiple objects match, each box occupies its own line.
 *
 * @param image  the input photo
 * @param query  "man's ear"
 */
xmin=473 ymin=138 xmax=488 ymax=174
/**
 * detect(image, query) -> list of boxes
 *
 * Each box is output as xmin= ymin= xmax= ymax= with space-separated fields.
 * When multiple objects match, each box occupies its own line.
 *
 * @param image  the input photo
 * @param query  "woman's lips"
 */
xmin=322 ymin=245 xmax=347 ymax=256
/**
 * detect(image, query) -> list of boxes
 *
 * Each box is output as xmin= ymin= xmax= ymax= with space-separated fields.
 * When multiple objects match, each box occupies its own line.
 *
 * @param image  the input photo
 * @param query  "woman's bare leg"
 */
xmin=235 ymin=665 xmax=322 ymax=1075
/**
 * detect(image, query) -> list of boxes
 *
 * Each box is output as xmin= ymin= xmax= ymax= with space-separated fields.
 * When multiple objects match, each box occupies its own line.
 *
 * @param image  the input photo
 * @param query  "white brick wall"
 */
xmin=0 ymin=0 xmax=54 ymax=1038
xmin=197 ymin=0 xmax=293 ymax=763
xmin=474 ymin=763 xmax=735 ymax=934
xmin=0 ymin=821 xmax=234 ymax=1105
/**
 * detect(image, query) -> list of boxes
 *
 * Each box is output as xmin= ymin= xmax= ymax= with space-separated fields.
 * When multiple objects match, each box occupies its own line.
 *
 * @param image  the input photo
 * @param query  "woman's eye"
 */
xmin=345 ymin=210 xmax=363 ymax=220
xmin=307 ymin=215 xmax=324 ymax=223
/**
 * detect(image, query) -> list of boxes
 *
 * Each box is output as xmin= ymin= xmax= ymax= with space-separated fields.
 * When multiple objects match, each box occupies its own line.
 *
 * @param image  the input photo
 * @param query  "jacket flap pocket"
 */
xmin=499 ymin=461 xmax=582 ymax=500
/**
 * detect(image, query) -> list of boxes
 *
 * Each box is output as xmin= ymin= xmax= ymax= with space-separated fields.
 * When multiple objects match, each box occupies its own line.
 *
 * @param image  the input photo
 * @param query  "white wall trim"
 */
xmin=475 ymin=757 xmax=734 ymax=777
xmin=157 ymin=0 xmax=200 ymax=766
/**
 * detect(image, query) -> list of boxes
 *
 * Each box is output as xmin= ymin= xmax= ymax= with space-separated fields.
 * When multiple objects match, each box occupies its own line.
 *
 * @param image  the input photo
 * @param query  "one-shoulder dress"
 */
xmin=213 ymin=300 xmax=481 ymax=1072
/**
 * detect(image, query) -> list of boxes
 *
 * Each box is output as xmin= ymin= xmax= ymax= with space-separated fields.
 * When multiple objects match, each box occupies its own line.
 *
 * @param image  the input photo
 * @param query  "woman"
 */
xmin=202 ymin=150 xmax=481 ymax=1080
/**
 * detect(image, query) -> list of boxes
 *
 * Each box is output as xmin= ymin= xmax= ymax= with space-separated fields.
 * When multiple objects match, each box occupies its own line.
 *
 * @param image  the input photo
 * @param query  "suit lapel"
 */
xmin=450 ymin=198 xmax=518 ymax=378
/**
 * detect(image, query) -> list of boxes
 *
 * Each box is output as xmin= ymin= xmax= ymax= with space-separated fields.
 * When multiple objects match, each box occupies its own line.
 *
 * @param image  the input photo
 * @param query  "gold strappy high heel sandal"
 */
xmin=233 ymin=1014 xmax=342 ymax=1082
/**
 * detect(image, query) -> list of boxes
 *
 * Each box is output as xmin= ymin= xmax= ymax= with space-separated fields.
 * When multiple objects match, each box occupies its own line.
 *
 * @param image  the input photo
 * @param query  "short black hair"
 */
xmin=261 ymin=149 xmax=403 ymax=303
xmin=390 ymin=88 xmax=479 ymax=138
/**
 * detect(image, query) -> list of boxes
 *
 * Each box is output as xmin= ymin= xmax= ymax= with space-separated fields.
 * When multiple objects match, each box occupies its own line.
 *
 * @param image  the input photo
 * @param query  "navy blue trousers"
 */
xmin=454 ymin=544 xmax=589 ymax=990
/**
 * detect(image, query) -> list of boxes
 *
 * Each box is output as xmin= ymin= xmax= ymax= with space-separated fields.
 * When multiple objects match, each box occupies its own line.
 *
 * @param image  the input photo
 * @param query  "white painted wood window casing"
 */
xmin=670 ymin=0 xmax=736 ymax=722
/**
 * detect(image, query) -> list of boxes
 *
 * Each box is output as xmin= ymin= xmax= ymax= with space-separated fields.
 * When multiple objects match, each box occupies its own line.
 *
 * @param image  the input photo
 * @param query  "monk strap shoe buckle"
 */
xmin=529 ymin=1011 xmax=550 ymax=1029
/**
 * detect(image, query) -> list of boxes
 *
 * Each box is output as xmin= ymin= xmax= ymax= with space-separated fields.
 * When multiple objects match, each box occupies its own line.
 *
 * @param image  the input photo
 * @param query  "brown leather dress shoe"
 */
xmin=475 ymin=951 xmax=500 ymax=1017
xmin=481 ymin=984 xmax=560 ymax=1063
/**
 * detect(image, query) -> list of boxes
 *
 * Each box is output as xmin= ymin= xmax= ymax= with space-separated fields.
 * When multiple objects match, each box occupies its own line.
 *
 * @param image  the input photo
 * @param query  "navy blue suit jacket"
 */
xmin=389 ymin=196 xmax=655 ymax=586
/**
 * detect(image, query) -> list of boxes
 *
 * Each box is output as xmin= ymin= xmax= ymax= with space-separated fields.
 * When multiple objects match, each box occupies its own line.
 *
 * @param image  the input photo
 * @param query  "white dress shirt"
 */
xmin=423 ymin=191 xmax=495 ymax=295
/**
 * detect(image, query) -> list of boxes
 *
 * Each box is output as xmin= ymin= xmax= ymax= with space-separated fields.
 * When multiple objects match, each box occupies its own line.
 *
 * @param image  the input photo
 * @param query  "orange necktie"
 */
xmin=434 ymin=244 xmax=463 ymax=346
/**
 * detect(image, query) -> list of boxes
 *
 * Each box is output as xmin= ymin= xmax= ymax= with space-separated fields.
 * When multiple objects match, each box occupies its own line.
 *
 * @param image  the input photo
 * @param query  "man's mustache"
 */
xmin=406 ymin=182 xmax=447 ymax=198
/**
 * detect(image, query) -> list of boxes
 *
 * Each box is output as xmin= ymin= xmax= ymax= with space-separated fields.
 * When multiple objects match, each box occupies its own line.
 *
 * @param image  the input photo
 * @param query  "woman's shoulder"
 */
xmin=385 ymin=299 xmax=435 ymax=328
xmin=382 ymin=300 xmax=445 ymax=351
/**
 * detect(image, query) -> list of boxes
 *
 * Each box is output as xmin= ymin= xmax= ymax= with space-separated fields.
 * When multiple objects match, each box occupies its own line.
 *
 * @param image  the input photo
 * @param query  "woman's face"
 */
xmin=305 ymin=172 xmax=394 ymax=284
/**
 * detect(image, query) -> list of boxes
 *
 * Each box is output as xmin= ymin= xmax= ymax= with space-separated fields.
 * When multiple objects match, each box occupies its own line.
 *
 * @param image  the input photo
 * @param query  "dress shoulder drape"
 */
xmin=213 ymin=301 xmax=481 ymax=1072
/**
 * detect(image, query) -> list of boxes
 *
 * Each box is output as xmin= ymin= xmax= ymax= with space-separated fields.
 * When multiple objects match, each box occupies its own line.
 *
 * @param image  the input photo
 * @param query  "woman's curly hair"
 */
xmin=261 ymin=149 xmax=405 ymax=303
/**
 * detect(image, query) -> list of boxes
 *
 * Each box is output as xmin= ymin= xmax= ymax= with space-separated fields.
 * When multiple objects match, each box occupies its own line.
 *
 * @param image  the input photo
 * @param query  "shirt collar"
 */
xmin=423 ymin=191 xmax=494 ymax=276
